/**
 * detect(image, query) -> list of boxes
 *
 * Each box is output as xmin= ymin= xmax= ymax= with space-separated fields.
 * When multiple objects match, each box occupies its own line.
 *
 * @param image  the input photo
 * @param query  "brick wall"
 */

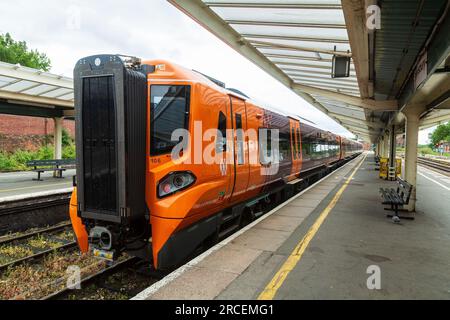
xmin=0 ymin=114 xmax=75 ymax=136
xmin=0 ymin=115 xmax=75 ymax=152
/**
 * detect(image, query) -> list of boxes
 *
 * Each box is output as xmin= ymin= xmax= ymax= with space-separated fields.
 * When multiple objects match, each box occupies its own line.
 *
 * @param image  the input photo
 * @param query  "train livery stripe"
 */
xmin=258 ymin=153 xmax=367 ymax=300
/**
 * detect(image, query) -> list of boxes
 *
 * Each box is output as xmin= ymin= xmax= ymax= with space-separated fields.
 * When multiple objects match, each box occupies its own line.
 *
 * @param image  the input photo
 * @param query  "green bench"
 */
xmin=26 ymin=159 xmax=75 ymax=181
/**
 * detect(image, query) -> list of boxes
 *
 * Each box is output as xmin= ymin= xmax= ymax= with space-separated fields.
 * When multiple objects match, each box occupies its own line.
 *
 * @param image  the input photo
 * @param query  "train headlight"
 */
xmin=158 ymin=171 xmax=196 ymax=198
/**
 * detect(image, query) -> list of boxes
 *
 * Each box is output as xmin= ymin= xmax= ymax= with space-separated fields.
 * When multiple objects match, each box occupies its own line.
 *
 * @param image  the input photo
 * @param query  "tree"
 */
xmin=430 ymin=122 xmax=450 ymax=146
xmin=0 ymin=33 xmax=51 ymax=71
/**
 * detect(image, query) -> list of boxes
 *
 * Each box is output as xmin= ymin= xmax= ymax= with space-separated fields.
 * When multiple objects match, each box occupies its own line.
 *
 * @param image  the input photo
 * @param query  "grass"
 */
xmin=27 ymin=235 xmax=61 ymax=250
xmin=0 ymin=228 xmax=75 ymax=265
xmin=417 ymin=146 xmax=450 ymax=157
xmin=0 ymin=246 xmax=34 ymax=265
xmin=0 ymin=251 xmax=106 ymax=299
xmin=395 ymin=146 xmax=450 ymax=158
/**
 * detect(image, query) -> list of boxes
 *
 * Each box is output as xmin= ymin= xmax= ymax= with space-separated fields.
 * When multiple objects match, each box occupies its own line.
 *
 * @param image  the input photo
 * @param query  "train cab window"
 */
xmin=235 ymin=114 xmax=244 ymax=164
xmin=216 ymin=111 xmax=227 ymax=153
xmin=150 ymin=85 xmax=190 ymax=156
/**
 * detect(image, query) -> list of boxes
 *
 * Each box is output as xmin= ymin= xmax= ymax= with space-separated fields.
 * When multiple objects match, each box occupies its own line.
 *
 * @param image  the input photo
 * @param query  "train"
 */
xmin=69 ymin=55 xmax=363 ymax=270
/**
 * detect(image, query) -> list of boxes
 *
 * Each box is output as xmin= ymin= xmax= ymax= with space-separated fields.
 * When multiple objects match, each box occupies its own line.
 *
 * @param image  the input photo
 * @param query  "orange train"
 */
xmin=70 ymin=55 xmax=362 ymax=269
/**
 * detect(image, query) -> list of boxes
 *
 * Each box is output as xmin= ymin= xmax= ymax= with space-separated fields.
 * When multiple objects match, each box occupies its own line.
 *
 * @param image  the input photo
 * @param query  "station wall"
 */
xmin=0 ymin=114 xmax=75 ymax=152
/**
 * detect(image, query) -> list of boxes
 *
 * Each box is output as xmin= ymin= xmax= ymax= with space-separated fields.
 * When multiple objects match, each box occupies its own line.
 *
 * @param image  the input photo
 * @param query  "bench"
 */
xmin=379 ymin=178 xmax=413 ymax=222
xmin=26 ymin=159 xmax=75 ymax=181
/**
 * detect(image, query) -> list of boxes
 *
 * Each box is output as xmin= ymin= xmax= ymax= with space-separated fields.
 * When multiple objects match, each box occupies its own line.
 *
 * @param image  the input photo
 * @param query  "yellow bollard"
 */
xmin=379 ymin=157 xmax=388 ymax=179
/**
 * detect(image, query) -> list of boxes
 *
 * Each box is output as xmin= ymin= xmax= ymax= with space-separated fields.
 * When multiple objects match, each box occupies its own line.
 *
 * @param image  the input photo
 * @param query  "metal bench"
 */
xmin=379 ymin=178 xmax=412 ymax=223
xmin=26 ymin=159 xmax=75 ymax=181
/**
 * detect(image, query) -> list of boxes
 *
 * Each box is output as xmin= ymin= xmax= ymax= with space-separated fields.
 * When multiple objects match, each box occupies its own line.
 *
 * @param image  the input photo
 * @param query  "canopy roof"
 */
xmin=0 ymin=61 xmax=73 ymax=117
xmin=170 ymin=0 xmax=450 ymax=142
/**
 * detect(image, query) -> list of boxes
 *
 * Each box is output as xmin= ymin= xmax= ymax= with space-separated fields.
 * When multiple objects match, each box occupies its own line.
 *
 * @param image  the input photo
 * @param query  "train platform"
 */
xmin=0 ymin=169 xmax=75 ymax=200
xmin=133 ymin=152 xmax=450 ymax=300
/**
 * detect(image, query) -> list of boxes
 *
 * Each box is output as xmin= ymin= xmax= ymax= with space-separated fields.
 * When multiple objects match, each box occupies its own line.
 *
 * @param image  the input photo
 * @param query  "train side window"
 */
xmin=216 ymin=111 xmax=227 ymax=153
xmin=279 ymin=131 xmax=290 ymax=161
xmin=303 ymin=143 xmax=310 ymax=156
xmin=235 ymin=113 xmax=244 ymax=164
xmin=258 ymin=128 xmax=272 ymax=165
xmin=297 ymin=127 xmax=301 ymax=158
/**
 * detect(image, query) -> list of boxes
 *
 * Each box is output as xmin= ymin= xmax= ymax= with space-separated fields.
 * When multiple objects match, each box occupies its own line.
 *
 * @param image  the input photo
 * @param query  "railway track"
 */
xmin=417 ymin=156 xmax=450 ymax=174
xmin=42 ymin=256 xmax=145 ymax=300
xmin=0 ymin=222 xmax=71 ymax=246
xmin=0 ymin=222 xmax=76 ymax=272
xmin=0 ymin=228 xmax=156 ymax=300
xmin=0 ymin=193 xmax=156 ymax=300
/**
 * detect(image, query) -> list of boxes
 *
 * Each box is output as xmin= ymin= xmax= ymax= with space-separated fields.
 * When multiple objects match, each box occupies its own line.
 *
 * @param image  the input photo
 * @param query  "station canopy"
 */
xmin=170 ymin=0 xmax=450 ymax=143
xmin=0 ymin=61 xmax=74 ymax=118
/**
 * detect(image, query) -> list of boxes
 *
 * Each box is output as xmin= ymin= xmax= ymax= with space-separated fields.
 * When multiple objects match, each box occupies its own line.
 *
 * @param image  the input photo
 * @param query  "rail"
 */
xmin=417 ymin=156 xmax=450 ymax=173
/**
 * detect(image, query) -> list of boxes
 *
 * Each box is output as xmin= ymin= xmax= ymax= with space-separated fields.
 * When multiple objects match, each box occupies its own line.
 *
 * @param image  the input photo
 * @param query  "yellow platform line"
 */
xmin=258 ymin=153 xmax=367 ymax=300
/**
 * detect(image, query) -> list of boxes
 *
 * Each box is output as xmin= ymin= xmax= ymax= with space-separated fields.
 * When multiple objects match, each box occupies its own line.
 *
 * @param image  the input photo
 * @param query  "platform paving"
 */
xmin=0 ymin=169 xmax=75 ymax=199
xmin=135 ymin=153 xmax=450 ymax=300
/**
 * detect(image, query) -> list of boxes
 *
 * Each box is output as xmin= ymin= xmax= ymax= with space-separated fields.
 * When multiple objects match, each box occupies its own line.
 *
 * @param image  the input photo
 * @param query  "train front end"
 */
xmin=70 ymin=55 xmax=152 ymax=262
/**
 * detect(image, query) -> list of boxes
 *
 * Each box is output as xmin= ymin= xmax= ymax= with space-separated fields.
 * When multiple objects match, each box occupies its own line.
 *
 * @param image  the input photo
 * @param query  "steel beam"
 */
xmin=0 ymin=90 xmax=73 ymax=108
xmin=283 ymin=68 xmax=356 ymax=77
xmin=265 ymin=53 xmax=333 ymax=62
xmin=225 ymin=20 xmax=347 ymax=29
xmin=341 ymin=0 xmax=370 ymax=98
xmin=0 ymin=101 xmax=64 ymax=118
xmin=204 ymin=2 xmax=342 ymax=9
xmin=328 ymin=112 xmax=385 ymax=129
xmin=290 ymin=73 xmax=357 ymax=82
xmin=250 ymin=39 xmax=352 ymax=57
xmin=291 ymin=77 xmax=359 ymax=87
xmin=242 ymin=34 xmax=349 ymax=44
xmin=292 ymin=83 xmax=398 ymax=111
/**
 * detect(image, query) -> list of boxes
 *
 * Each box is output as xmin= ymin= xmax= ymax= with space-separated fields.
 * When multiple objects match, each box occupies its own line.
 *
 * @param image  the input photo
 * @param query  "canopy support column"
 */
xmin=403 ymin=110 xmax=420 ymax=212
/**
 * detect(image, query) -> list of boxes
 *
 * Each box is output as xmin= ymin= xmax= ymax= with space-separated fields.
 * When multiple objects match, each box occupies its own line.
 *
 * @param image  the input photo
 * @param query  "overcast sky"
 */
xmin=0 ymin=0 xmax=434 ymax=143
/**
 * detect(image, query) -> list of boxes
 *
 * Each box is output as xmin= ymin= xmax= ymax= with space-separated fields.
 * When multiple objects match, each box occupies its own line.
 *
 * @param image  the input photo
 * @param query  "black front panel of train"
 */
xmin=81 ymin=76 xmax=117 ymax=214
xmin=74 ymin=55 xmax=147 ymax=224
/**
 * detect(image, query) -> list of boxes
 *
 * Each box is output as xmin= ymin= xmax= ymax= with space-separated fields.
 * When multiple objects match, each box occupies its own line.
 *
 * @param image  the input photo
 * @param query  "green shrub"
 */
xmin=418 ymin=147 xmax=436 ymax=156
xmin=62 ymin=144 xmax=76 ymax=159
xmin=10 ymin=149 xmax=35 ymax=170
xmin=12 ymin=149 xmax=34 ymax=163
xmin=0 ymin=145 xmax=58 ymax=171
xmin=62 ymin=128 xmax=74 ymax=147
xmin=36 ymin=145 xmax=54 ymax=160
xmin=0 ymin=152 xmax=18 ymax=171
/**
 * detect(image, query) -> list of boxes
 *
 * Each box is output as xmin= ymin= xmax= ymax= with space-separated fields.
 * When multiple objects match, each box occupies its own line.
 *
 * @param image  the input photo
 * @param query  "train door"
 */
xmin=229 ymin=96 xmax=250 ymax=201
xmin=296 ymin=122 xmax=302 ymax=172
xmin=339 ymin=136 xmax=344 ymax=160
xmin=289 ymin=119 xmax=302 ymax=176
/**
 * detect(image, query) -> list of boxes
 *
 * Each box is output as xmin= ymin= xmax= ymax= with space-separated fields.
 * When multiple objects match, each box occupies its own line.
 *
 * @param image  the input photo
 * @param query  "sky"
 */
xmin=0 ymin=0 xmax=434 ymax=144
